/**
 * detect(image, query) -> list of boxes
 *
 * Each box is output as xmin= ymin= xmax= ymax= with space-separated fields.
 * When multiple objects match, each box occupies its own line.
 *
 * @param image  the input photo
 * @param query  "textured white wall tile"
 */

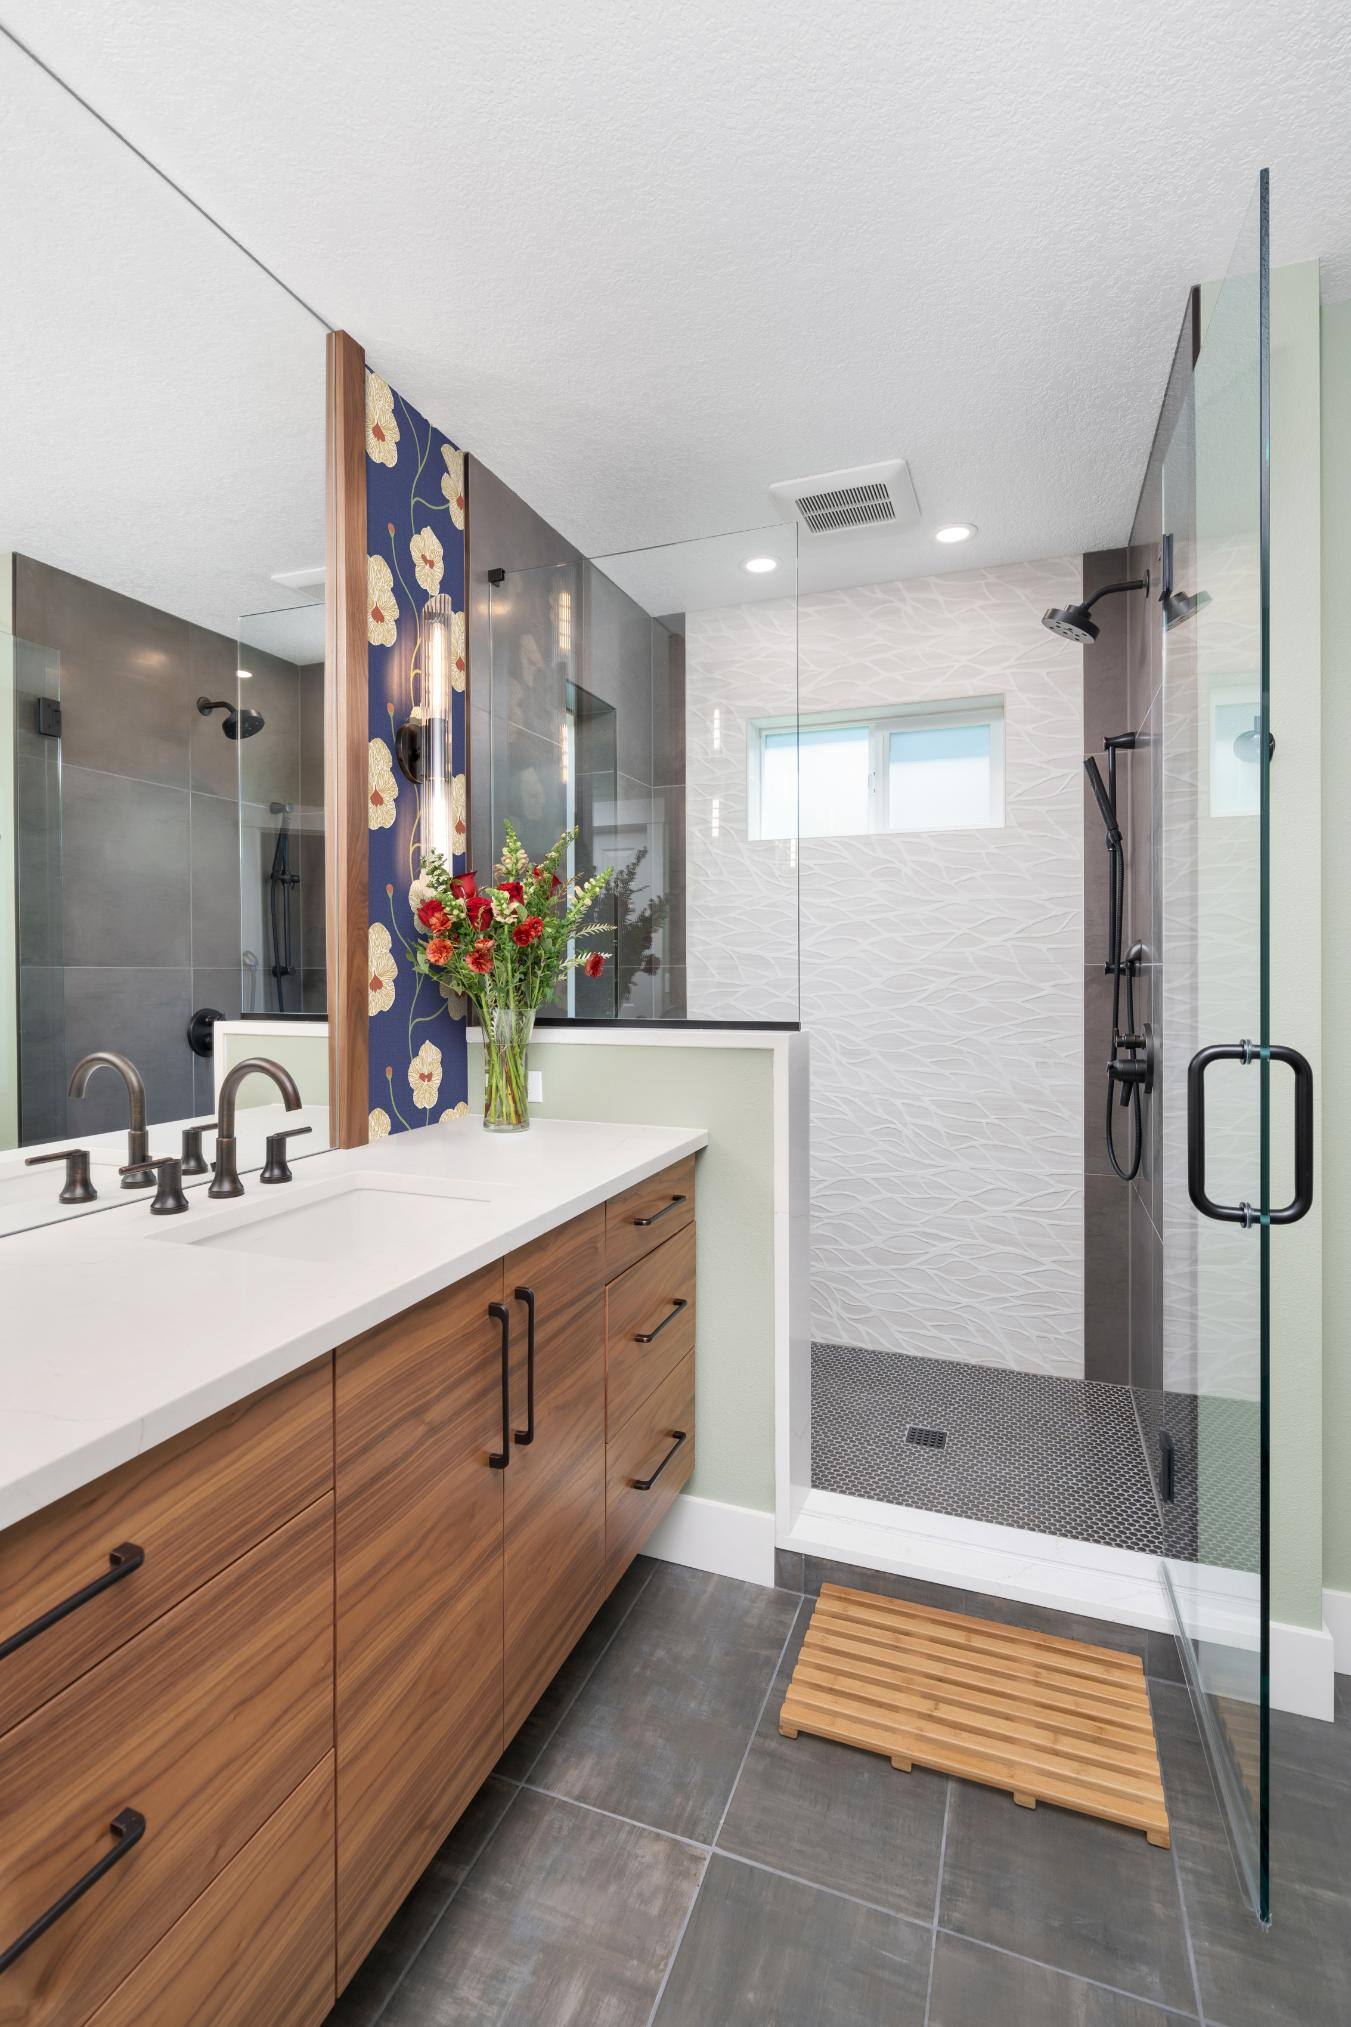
xmin=687 ymin=558 xmax=1085 ymax=1376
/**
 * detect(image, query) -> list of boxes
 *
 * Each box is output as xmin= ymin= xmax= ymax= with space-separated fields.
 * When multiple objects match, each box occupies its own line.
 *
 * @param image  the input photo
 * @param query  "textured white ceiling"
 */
xmin=3 ymin=0 xmax=1350 ymax=606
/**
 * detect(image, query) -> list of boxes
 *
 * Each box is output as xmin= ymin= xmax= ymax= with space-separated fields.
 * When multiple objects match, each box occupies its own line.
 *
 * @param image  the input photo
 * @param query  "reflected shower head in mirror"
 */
xmin=1041 ymin=576 xmax=1147 ymax=646
xmin=196 ymin=694 xmax=265 ymax=739
xmin=1159 ymin=532 xmax=1210 ymax=631
xmin=1233 ymin=714 xmax=1275 ymax=763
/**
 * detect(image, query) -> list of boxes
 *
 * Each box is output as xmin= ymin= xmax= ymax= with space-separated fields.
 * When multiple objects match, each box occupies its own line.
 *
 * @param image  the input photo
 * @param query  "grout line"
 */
xmin=1168 ymin=1810 xmax=1210 ymax=2026
xmin=922 ymin=1780 xmax=953 ymax=2026
xmin=714 ymin=1847 xmax=933 ymax=1931
xmin=935 ymin=1929 xmax=1204 ymax=2022
xmin=642 ymin=1601 xmax=802 ymax=2026
xmin=518 ymin=1782 xmax=711 ymax=1855
xmin=511 ymin=1559 xmax=656 ymax=1783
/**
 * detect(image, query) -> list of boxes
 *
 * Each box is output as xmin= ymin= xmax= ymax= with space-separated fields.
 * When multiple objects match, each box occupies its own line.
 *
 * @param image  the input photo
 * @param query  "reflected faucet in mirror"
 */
xmin=209 ymin=1058 xmax=304 ymax=1200
xmin=66 ymin=1052 xmax=153 ymax=1188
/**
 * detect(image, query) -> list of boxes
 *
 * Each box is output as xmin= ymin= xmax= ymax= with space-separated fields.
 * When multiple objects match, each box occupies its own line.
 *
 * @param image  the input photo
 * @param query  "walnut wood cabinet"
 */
xmin=0 ymin=1155 xmax=696 ymax=2024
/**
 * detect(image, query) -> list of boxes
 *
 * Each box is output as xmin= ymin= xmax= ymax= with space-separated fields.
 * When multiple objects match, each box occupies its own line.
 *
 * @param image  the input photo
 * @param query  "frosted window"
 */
xmin=888 ymin=722 xmax=993 ymax=830
xmin=760 ymin=724 xmax=870 ymax=840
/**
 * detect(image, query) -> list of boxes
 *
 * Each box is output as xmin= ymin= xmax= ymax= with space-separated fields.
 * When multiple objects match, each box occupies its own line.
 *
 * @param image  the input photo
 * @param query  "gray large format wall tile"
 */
xmin=1084 ymin=1171 xmax=1130 ymax=1383
xmin=17 ymin=965 xmax=66 ymax=1141
xmin=189 ymin=791 xmax=242 ymax=970
xmin=15 ymin=555 xmax=191 ymax=786
xmin=188 ymin=623 xmax=243 ymax=798
xmin=61 ymin=765 xmax=190 ymax=968
xmin=298 ymin=662 xmax=325 ymax=809
xmin=585 ymin=563 xmax=654 ymax=786
xmin=651 ymin=623 xmax=685 ymax=789
xmin=63 ymin=966 xmax=195 ymax=1132
xmin=237 ymin=651 xmax=301 ymax=812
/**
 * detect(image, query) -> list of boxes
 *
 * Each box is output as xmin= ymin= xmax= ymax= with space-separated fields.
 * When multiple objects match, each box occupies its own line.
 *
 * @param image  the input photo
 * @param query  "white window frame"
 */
xmin=747 ymin=695 xmax=1005 ymax=841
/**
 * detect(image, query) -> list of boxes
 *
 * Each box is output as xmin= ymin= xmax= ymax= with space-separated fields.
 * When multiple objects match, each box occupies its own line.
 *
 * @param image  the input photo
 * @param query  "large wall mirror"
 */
xmin=0 ymin=36 xmax=329 ymax=1235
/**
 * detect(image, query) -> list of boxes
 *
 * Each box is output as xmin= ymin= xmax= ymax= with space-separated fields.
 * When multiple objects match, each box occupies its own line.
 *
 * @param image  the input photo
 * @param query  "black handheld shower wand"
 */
xmin=1087 ymin=736 xmax=1153 ymax=1182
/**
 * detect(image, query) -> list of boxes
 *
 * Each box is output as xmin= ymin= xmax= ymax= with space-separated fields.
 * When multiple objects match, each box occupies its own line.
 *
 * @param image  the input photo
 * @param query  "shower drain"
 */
xmin=905 ymin=1425 xmax=946 ymax=1450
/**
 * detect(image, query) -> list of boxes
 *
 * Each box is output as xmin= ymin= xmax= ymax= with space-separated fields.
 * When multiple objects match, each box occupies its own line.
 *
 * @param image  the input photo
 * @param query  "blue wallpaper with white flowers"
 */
xmin=363 ymin=370 xmax=469 ymax=1137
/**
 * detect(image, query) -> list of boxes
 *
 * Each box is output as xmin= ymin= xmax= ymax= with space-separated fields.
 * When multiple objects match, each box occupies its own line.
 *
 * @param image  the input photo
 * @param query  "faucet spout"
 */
xmin=209 ymin=1057 xmax=304 ymax=1199
xmin=67 ymin=1051 xmax=152 ymax=1188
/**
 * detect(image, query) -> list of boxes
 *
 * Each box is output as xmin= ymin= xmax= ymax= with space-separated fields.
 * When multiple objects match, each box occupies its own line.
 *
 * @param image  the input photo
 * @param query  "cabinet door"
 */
xmin=502 ymin=1207 xmax=606 ymax=1739
xmin=335 ymin=1260 xmax=506 ymax=1985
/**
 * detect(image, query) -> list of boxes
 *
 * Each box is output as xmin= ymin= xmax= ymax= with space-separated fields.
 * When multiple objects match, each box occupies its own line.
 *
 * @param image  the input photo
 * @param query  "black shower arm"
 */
xmin=1080 ymin=578 xmax=1147 ymax=614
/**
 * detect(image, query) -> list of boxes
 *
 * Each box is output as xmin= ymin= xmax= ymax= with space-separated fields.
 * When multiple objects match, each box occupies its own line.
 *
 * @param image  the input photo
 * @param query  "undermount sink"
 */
xmin=156 ymin=1172 xmax=503 ymax=1268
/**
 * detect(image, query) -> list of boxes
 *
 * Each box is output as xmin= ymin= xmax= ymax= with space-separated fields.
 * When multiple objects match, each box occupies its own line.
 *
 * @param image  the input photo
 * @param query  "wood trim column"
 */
xmin=324 ymin=330 xmax=369 ymax=1146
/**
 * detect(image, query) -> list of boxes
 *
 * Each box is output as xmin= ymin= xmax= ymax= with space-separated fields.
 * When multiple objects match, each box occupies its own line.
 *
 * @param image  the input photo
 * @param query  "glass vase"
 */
xmin=483 ymin=1005 xmax=535 ymax=1132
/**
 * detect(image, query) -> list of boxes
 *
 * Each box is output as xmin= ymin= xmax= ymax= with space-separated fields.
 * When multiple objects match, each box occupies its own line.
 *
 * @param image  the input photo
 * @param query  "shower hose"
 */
xmin=1104 ymin=826 xmax=1144 ymax=1182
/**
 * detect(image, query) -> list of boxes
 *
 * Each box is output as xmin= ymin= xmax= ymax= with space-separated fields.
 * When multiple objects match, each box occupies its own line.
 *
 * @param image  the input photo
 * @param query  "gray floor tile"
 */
xmin=938 ymin=1769 xmax=1195 ymax=2012
xmin=530 ymin=1563 xmax=798 ymax=1843
xmin=654 ymin=1854 xmax=931 ymax=2025
xmin=717 ymin=1600 xmax=949 ymax=1922
xmin=928 ymin=1932 xmax=1193 ymax=2026
xmin=801 ymin=1554 xmax=968 ymax=1617
xmin=497 ymin=1559 xmax=655 ymax=1781
xmin=327 ymin=1777 xmax=518 ymax=2026
xmin=1151 ymin=1683 xmax=1351 ymax=2027
xmin=384 ymin=1788 xmax=702 ymax=2027
xmin=774 ymin=1549 xmax=804 ymax=1593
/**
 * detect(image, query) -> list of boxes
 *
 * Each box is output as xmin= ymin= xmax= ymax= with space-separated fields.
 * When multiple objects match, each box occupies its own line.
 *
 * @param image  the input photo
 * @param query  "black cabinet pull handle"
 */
xmin=488 ymin=1302 xmax=511 ymax=1469
xmin=513 ymin=1286 xmax=536 ymax=1445
xmin=0 ymin=1807 xmax=146 ymax=1974
xmin=0 ymin=1543 xmax=145 ymax=1664
xmin=634 ymin=1298 xmax=688 ymax=1345
xmin=631 ymin=1430 xmax=687 ymax=1492
xmin=633 ymin=1194 xmax=686 ymax=1229
xmin=1187 ymin=1042 xmax=1314 ymax=1226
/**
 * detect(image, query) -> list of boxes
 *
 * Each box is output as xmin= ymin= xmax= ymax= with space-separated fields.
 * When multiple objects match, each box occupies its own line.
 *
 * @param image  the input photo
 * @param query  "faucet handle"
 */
xmin=181 ymin=1121 xmax=217 ymax=1177
xmin=259 ymin=1125 xmax=313 ymax=1186
xmin=25 ymin=1148 xmax=98 ymax=1205
xmin=119 ymin=1155 xmax=189 ymax=1216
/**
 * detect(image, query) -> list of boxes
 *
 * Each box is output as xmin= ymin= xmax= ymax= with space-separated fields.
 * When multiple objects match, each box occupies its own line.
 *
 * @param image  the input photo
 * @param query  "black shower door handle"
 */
xmin=1187 ymin=1043 xmax=1314 ymax=1226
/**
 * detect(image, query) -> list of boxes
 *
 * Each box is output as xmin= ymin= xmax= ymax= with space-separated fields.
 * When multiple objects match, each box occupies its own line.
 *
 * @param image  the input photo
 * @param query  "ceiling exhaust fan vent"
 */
xmin=770 ymin=459 xmax=920 ymax=538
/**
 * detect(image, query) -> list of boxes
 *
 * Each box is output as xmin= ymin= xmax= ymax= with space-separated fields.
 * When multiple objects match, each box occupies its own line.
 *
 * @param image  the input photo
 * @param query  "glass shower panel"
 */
xmin=485 ymin=528 xmax=800 ymax=1024
xmin=1158 ymin=172 xmax=1270 ymax=1917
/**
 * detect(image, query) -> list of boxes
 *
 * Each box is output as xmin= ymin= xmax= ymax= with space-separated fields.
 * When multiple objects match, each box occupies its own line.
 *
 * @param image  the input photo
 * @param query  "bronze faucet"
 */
xmin=209 ymin=1057 xmax=304 ymax=1199
xmin=66 ymin=1051 xmax=152 ymax=1189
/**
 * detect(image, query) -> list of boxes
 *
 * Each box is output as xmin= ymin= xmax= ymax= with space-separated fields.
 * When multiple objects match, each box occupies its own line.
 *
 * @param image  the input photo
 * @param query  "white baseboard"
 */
xmin=1271 ymin=1615 xmax=1336 ymax=1721
xmin=644 ymin=1493 xmax=776 ymax=1588
xmin=1322 ymin=1588 xmax=1351 ymax=1680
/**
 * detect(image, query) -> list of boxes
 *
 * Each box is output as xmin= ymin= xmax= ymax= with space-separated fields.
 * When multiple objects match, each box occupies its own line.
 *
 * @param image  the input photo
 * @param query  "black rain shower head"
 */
xmin=1044 ymin=602 xmax=1100 ymax=645
xmin=1161 ymin=585 xmax=1212 ymax=630
xmin=196 ymin=694 xmax=265 ymax=740
xmin=1041 ymin=577 xmax=1147 ymax=647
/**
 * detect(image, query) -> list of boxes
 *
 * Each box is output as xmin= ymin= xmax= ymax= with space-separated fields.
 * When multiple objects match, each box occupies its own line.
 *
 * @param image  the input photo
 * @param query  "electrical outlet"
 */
xmin=528 ymin=1070 xmax=543 ymax=1103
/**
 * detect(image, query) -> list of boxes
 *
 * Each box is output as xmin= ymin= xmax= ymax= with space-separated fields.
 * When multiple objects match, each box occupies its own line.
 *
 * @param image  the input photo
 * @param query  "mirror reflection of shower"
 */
xmin=266 ymin=802 xmax=299 ymax=1012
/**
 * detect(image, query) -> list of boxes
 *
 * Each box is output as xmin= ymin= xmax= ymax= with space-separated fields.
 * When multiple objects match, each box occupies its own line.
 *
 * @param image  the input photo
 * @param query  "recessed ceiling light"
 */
xmin=743 ymin=555 xmax=779 ymax=574
xmin=934 ymin=524 xmax=976 ymax=544
xmin=237 ymin=668 xmax=254 ymax=681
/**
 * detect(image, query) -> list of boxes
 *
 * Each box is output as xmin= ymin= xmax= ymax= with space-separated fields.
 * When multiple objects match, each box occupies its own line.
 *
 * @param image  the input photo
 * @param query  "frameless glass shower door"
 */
xmin=1156 ymin=170 xmax=1308 ymax=1922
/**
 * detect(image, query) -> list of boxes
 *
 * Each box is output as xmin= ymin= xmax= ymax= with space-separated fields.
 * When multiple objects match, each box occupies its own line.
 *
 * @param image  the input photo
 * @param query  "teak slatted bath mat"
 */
xmin=780 ymin=1584 xmax=1171 ymax=1847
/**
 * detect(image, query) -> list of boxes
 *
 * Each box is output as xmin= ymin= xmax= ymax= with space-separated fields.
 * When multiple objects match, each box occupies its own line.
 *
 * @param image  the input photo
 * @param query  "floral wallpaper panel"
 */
xmin=364 ymin=370 xmax=469 ymax=1138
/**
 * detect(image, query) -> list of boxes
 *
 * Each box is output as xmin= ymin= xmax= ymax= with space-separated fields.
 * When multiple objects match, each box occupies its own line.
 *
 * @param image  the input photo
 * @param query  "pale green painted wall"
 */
xmin=519 ymin=1041 xmax=777 ymax=1513
xmin=217 ymin=1028 xmax=330 ymax=1110
xmin=1268 ymin=261 xmax=1324 ymax=1628
xmin=1320 ymin=297 xmax=1351 ymax=1594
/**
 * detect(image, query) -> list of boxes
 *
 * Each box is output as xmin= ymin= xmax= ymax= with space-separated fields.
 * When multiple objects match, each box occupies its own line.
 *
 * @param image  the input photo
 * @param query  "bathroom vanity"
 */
xmin=0 ymin=1123 xmax=702 ymax=2025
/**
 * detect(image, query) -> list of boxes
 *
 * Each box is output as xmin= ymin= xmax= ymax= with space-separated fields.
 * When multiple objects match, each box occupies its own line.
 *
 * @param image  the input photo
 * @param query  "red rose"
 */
xmin=417 ymin=899 xmax=449 ymax=932
xmin=465 ymin=894 xmax=494 ymax=930
xmin=499 ymin=880 xmax=525 ymax=905
xmin=583 ymin=952 xmax=606 ymax=980
xmin=425 ymin=936 xmax=454 ymax=966
xmin=467 ymin=939 xmax=494 ymax=975
xmin=450 ymin=872 xmax=478 ymax=901
xmin=512 ymin=915 xmax=544 ymax=947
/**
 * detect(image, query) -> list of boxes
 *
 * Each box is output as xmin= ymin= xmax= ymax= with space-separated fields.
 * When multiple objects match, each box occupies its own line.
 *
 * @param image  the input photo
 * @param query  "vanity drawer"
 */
xmin=0 ymin=1355 xmax=332 ymax=1737
xmin=605 ymin=1351 xmax=695 ymax=1594
xmin=86 ymin=1755 xmax=335 ymax=2027
xmin=0 ymin=1494 xmax=333 ymax=2027
xmin=605 ymin=1156 xmax=696 ymax=1279
xmin=606 ymin=1221 xmax=696 ymax=1435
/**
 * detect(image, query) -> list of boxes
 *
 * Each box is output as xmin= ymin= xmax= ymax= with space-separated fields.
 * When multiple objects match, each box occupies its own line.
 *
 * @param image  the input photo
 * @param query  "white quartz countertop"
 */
xmin=0 ymin=1117 xmax=706 ymax=1532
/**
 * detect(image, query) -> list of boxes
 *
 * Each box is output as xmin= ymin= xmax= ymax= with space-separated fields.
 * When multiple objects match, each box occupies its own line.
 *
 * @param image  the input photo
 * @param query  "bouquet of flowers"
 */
xmin=408 ymin=820 xmax=612 ymax=1129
